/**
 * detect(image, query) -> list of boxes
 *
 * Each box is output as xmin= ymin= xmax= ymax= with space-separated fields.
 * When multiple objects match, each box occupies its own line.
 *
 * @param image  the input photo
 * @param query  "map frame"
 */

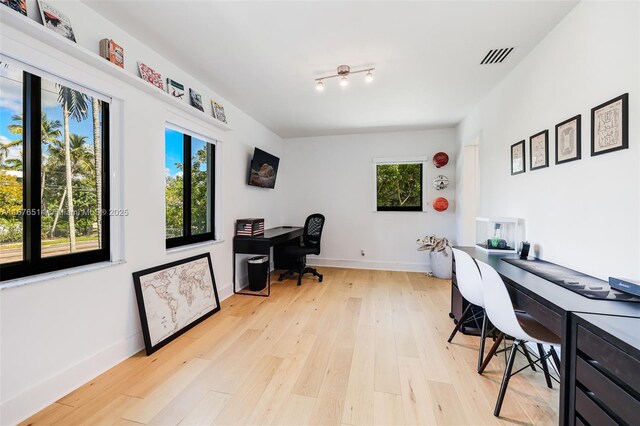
xmin=132 ymin=253 xmax=220 ymax=355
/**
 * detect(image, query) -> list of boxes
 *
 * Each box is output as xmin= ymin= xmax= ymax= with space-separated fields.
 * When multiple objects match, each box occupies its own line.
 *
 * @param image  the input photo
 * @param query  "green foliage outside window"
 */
xmin=376 ymin=163 xmax=422 ymax=210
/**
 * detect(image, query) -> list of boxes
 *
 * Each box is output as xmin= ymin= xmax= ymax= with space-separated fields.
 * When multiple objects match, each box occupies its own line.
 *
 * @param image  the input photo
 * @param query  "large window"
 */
xmin=0 ymin=63 xmax=110 ymax=281
xmin=376 ymin=162 xmax=423 ymax=211
xmin=165 ymin=128 xmax=215 ymax=248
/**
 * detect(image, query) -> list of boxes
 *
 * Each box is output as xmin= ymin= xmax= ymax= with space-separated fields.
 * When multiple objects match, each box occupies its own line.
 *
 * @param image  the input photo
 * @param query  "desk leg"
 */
xmin=267 ymin=252 xmax=271 ymax=297
xmin=233 ymin=251 xmax=237 ymax=294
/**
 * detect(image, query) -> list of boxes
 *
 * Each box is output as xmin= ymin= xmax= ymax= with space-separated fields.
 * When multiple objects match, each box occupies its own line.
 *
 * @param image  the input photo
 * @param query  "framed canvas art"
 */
xmin=555 ymin=115 xmax=581 ymax=164
xmin=591 ymin=93 xmax=628 ymax=156
xmin=138 ymin=62 xmax=164 ymax=90
xmin=37 ymin=0 xmax=76 ymax=42
xmin=530 ymin=130 xmax=549 ymax=170
xmin=132 ymin=253 xmax=221 ymax=355
xmin=511 ymin=140 xmax=525 ymax=175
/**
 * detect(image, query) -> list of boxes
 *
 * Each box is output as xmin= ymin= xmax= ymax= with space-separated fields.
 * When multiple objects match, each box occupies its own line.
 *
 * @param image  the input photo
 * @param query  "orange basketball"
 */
xmin=433 ymin=152 xmax=449 ymax=168
xmin=433 ymin=197 xmax=449 ymax=212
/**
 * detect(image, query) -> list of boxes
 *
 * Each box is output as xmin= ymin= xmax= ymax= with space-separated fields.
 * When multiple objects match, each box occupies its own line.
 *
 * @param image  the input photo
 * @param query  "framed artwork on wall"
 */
xmin=530 ymin=130 xmax=549 ymax=170
xmin=555 ymin=115 xmax=581 ymax=164
xmin=591 ymin=93 xmax=628 ymax=156
xmin=132 ymin=253 xmax=221 ymax=355
xmin=511 ymin=140 xmax=525 ymax=175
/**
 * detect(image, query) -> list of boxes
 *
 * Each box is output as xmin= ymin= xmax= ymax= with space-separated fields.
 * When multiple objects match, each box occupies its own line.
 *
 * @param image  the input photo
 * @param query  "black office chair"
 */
xmin=278 ymin=213 xmax=325 ymax=286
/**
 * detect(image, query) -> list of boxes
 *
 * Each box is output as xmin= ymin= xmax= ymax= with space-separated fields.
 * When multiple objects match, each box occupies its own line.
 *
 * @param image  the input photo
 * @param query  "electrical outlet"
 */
xmin=361 ymin=249 xmax=365 ymax=256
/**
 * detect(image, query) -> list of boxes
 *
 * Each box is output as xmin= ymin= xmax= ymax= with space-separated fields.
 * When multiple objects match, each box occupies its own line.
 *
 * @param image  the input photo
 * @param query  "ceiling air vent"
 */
xmin=480 ymin=47 xmax=515 ymax=65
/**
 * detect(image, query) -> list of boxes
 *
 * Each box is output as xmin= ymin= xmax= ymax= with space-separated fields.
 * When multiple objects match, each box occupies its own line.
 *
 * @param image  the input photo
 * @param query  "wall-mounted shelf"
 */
xmin=0 ymin=8 xmax=232 ymax=132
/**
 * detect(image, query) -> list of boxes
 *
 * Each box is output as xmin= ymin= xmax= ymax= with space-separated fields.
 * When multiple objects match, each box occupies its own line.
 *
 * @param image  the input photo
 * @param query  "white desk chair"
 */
xmin=449 ymin=248 xmax=490 ymax=372
xmin=476 ymin=259 xmax=561 ymax=417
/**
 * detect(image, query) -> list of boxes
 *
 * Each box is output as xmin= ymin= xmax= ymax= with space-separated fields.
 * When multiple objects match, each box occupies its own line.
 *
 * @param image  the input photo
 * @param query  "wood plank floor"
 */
xmin=22 ymin=268 xmax=558 ymax=426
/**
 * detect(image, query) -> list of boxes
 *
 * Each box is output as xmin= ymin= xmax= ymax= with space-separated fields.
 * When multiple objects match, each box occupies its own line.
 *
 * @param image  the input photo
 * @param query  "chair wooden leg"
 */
xmin=494 ymin=339 xmax=520 ymax=417
xmin=447 ymin=305 xmax=471 ymax=343
xmin=477 ymin=311 xmax=488 ymax=373
xmin=537 ymin=343 xmax=553 ymax=389
xmin=522 ymin=343 xmax=537 ymax=372
xmin=549 ymin=346 xmax=561 ymax=372
xmin=479 ymin=332 xmax=504 ymax=374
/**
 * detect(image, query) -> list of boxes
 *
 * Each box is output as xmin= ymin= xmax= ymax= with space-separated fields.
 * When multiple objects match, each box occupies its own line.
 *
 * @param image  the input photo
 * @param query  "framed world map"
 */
xmin=132 ymin=253 xmax=220 ymax=355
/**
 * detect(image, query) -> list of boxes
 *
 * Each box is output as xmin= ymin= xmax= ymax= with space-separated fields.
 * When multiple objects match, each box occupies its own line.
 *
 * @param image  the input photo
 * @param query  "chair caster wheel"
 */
xmin=449 ymin=312 xmax=455 ymax=319
xmin=318 ymin=276 xmax=323 ymax=282
xmin=297 ymin=282 xmax=302 ymax=286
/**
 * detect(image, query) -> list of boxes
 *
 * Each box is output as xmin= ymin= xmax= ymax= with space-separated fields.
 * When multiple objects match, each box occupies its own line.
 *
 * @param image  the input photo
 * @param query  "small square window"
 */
xmin=376 ymin=163 xmax=423 ymax=211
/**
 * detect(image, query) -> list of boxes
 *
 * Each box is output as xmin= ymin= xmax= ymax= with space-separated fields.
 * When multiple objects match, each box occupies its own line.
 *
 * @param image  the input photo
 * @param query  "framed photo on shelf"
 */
xmin=189 ymin=88 xmax=204 ymax=111
xmin=211 ymin=101 xmax=227 ymax=123
xmin=137 ymin=62 xmax=164 ymax=90
xmin=591 ymin=93 xmax=628 ymax=156
xmin=1 ymin=0 xmax=27 ymax=16
xmin=555 ymin=114 xmax=581 ymax=164
xmin=530 ymin=129 xmax=549 ymax=170
xmin=132 ymin=253 xmax=221 ymax=355
xmin=511 ymin=140 xmax=525 ymax=175
xmin=37 ymin=0 xmax=76 ymax=42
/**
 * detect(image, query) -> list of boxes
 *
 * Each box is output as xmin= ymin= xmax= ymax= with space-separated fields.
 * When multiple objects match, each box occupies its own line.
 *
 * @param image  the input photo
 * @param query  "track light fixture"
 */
xmin=314 ymin=65 xmax=375 ymax=90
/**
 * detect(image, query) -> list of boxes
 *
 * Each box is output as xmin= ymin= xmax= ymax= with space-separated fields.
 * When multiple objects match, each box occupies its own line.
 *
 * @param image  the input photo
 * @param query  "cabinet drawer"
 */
xmin=577 ymin=325 xmax=640 ymax=391
xmin=575 ymin=388 xmax=617 ymax=426
xmin=576 ymin=357 xmax=640 ymax=424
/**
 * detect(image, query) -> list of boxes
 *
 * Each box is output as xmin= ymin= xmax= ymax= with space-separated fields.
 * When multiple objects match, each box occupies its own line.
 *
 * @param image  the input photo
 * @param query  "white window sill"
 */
xmin=0 ymin=260 xmax=127 ymax=291
xmin=166 ymin=239 xmax=226 ymax=254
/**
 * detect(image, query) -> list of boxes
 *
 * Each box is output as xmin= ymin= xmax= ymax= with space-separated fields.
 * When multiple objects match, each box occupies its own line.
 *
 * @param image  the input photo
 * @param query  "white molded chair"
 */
xmin=449 ymin=248 xmax=490 ymax=372
xmin=476 ymin=259 xmax=561 ymax=417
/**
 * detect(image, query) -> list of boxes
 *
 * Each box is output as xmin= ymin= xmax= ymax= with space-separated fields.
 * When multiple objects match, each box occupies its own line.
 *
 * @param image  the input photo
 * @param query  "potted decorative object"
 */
xmin=416 ymin=235 xmax=452 ymax=279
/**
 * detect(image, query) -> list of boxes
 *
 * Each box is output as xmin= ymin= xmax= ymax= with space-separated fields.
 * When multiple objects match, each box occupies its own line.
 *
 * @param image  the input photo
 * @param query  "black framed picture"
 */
xmin=132 ymin=253 xmax=220 ymax=355
xmin=555 ymin=115 xmax=581 ymax=164
xmin=511 ymin=140 xmax=525 ymax=175
xmin=591 ymin=93 xmax=628 ymax=156
xmin=530 ymin=130 xmax=549 ymax=170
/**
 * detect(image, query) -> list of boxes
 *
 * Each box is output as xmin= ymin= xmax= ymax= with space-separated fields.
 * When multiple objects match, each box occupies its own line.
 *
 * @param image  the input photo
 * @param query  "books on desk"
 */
xmin=236 ymin=218 xmax=265 ymax=236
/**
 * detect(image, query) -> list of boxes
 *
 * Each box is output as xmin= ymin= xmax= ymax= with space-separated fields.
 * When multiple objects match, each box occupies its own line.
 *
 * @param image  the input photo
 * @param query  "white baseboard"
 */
xmin=306 ymin=257 xmax=430 ymax=273
xmin=0 ymin=282 xmax=235 ymax=425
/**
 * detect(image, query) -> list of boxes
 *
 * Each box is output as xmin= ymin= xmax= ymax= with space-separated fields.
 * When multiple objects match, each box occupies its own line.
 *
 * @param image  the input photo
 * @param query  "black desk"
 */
xmin=233 ymin=226 xmax=303 ymax=296
xmin=453 ymin=247 xmax=640 ymax=424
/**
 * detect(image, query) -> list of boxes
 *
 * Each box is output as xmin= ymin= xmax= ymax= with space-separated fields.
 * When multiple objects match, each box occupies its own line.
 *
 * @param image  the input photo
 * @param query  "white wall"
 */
xmin=0 ymin=1 xmax=284 ymax=423
xmin=280 ymin=129 xmax=457 ymax=272
xmin=456 ymin=1 xmax=640 ymax=280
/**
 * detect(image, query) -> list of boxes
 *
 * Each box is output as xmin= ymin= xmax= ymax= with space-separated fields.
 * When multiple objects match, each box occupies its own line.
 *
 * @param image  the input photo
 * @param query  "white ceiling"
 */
xmin=84 ymin=1 xmax=577 ymax=138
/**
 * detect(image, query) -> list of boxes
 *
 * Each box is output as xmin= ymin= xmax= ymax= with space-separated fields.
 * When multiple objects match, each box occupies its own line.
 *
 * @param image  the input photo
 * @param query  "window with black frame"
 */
xmin=0 ymin=63 xmax=110 ymax=281
xmin=376 ymin=162 xmax=423 ymax=211
xmin=165 ymin=128 xmax=215 ymax=248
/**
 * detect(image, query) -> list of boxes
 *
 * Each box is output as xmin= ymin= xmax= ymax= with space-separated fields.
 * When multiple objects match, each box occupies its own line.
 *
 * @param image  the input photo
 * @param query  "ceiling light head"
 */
xmin=365 ymin=70 xmax=373 ymax=83
xmin=339 ymin=76 xmax=349 ymax=87
xmin=337 ymin=65 xmax=351 ymax=75
xmin=316 ymin=80 xmax=324 ymax=91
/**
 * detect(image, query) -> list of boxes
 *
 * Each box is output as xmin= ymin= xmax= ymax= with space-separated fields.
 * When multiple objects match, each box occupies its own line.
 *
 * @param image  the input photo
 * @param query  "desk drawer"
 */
xmin=577 ymin=325 xmax=640 ymax=391
xmin=575 ymin=357 xmax=640 ymax=425
xmin=574 ymin=388 xmax=617 ymax=426
xmin=508 ymin=287 xmax=562 ymax=336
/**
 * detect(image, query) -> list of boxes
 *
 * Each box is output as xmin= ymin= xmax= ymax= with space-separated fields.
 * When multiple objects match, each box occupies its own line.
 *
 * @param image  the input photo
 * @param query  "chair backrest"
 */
xmin=452 ymin=248 xmax=484 ymax=308
xmin=303 ymin=213 xmax=325 ymax=253
xmin=475 ymin=260 xmax=530 ymax=340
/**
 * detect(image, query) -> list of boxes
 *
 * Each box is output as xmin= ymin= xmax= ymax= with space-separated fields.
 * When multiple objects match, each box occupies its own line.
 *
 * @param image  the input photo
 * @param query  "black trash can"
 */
xmin=247 ymin=256 xmax=269 ymax=291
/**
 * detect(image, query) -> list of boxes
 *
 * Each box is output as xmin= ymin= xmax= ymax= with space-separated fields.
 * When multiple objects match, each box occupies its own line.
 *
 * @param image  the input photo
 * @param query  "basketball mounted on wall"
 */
xmin=433 ymin=152 xmax=449 ymax=168
xmin=433 ymin=197 xmax=449 ymax=212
